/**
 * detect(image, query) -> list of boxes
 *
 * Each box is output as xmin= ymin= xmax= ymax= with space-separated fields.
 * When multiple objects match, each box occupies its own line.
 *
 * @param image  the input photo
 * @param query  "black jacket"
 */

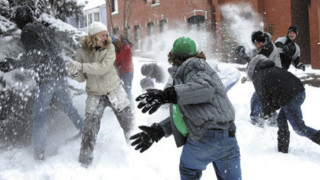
xmin=251 ymin=59 xmax=305 ymax=115
xmin=18 ymin=22 xmax=67 ymax=83
xmin=275 ymin=36 xmax=301 ymax=70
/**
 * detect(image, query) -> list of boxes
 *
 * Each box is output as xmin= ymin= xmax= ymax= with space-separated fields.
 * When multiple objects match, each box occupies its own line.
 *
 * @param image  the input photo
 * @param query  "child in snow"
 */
xmin=66 ymin=22 xmax=134 ymax=167
xmin=246 ymin=54 xmax=320 ymax=153
xmin=130 ymin=36 xmax=242 ymax=180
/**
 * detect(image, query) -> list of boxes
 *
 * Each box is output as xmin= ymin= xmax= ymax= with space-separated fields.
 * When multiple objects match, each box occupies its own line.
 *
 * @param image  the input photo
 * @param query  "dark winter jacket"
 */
xmin=255 ymin=33 xmax=282 ymax=68
xmin=159 ymin=57 xmax=236 ymax=147
xmin=247 ymin=55 xmax=305 ymax=116
xmin=141 ymin=63 xmax=166 ymax=83
xmin=275 ymin=36 xmax=301 ymax=70
xmin=17 ymin=22 xmax=67 ymax=84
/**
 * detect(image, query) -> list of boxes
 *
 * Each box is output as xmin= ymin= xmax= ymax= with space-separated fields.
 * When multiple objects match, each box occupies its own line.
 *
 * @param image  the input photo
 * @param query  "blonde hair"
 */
xmin=81 ymin=32 xmax=112 ymax=51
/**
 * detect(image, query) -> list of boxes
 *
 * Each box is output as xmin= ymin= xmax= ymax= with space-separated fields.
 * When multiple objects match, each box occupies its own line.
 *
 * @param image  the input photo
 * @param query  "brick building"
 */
xmin=107 ymin=0 xmax=320 ymax=69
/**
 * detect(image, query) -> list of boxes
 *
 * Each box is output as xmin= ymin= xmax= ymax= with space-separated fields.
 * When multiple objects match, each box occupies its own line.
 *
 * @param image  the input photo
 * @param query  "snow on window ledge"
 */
xmin=151 ymin=3 xmax=160 ymax=7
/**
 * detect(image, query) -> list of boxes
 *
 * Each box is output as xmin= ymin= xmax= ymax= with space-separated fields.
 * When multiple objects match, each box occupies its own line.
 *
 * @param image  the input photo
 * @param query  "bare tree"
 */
xmin=106 ymin=0 xmax=137 ymax=38
xmin=105 ymin=0 xmax=114 ymax=32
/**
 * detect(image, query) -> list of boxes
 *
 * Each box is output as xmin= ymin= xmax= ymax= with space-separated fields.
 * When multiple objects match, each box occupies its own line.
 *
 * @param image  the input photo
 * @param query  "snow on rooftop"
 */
xmin=77 ymin=0 xmax=106 ymax=11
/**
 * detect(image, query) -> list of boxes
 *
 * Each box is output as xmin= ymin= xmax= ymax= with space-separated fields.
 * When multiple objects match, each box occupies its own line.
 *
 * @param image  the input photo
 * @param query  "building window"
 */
xmin=113 ymin=28 xmax=120 ymax=35
xmin=94 ymin=13 xmax=100 ymax=22
xmin=88 ymin=14 xmax=93 ymax=25
xmin=79 ymin=16 xmax=85 ymax=28
xmin=147 ymin=22 xmax=154 ymax=36
xmin=159 ymin=20 xmax=167 ymax=33
xmin=84 ymin=16 xmax=88 ymax=27
xmin=111 ymin=0 xmax=119 ymax=14
xmin=134 ymin=25 xmax=140 ymax=50
xmin=152 ymin=0 xmax=160 ymax=4
xmin=187 ymin=15 xmax=205 ymax=31
xmin=125 ymin=26 xmax=131 ymax=41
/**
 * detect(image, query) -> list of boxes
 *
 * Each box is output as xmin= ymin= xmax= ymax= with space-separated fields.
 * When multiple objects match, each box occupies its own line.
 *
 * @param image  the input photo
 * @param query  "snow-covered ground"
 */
xmin=0 ymin=57 xmax=320 ymax=180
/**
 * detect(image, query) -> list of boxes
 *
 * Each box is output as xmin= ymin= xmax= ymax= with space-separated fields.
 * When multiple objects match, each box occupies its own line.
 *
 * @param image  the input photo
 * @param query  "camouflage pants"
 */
xmin=79 ymin=95 xmax=133 ymax=165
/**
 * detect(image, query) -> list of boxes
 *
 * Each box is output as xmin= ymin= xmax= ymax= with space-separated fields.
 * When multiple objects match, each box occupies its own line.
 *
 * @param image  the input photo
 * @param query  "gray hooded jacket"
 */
xmin=159 ymin=57 xmax=235 ymax=147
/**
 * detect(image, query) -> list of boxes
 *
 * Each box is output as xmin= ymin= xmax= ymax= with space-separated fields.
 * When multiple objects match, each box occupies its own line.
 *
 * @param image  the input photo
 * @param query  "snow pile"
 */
xmin=0 ymin=59 xmax=319 ymax=180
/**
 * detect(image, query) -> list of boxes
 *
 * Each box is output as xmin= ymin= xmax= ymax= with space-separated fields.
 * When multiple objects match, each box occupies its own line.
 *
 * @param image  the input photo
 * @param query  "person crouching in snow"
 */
xmin=246 ymin=54 xmax=320 ymax=153
xmin=66 ymin=22 xmax=134 ymax=167
xmin=130 ymin=36 xmax=242 ymax=180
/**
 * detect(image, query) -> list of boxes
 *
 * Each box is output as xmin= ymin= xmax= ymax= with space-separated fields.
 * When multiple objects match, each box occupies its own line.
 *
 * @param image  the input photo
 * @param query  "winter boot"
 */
xmin=277 ymin=130 xmax=290 ymax=153
xmin=250 ymin=115 xmax=263 ymax=127
xmin=79 ymin=148 xmax=93 ymax=168
xmin=311 ymin=130 xmax=320 ymax=145
xmin=79 ymin=130 xmax=95 ymax=167
xmin=33 ymin=149 xmax=45 ymax=161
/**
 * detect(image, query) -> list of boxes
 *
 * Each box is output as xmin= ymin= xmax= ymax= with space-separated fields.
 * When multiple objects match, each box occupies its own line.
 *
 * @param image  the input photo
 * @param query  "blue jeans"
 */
xmin=277 ymin=91 xmax=317 ymax=140
xmin=250 ymin=92 xmax=262 ymax=117
xmin=32 ymin=79 xmax=83 ymax=154
xmin=180 ymin=130 xmax=242 ymax=180
xmin=120 ymin=72 xmax=134 ymax=108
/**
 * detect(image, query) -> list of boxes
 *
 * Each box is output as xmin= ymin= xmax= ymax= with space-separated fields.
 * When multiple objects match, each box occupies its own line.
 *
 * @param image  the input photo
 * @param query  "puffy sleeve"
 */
xmin=82 ymin=44 xmax=116 ymax=75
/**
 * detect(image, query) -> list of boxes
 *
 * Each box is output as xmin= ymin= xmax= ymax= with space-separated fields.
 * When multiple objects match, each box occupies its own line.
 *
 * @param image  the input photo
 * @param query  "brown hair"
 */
xmin=168 ymin=51 xmax=206 ymax=66
xmin=113 ymin=38 xmax=121 ymax=53
xmin=80 ymin=33 xmax=112 ymax=51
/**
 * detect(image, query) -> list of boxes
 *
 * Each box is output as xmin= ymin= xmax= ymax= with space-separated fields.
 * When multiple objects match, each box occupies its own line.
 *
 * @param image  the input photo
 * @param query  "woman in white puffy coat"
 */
xmin=67 ymin=22 xmax=133 ymax=167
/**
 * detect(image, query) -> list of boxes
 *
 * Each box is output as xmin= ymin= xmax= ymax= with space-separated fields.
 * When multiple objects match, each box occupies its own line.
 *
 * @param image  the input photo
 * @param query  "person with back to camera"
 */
xmin=130 ymin=36 xmax=242 ymax=180
xmin=246 ymin=54 xmax=320 ymax=153
xmin=275 ymin=25 xmax=305 ymax=71
xmin=248 ymin=30 xmax=282 ymax=127
xmin=140 ymin=63 xmax=166 ymax=90
xmin=66 ymin=22 xmax=134 ymax=167
xmin=12 ymin=5 xmax=84 ymax=160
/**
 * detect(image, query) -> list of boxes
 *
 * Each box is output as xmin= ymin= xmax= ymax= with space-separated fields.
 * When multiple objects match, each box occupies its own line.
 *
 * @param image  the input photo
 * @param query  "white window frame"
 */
xmin=111 ymin=0 xmax=119 ymax=15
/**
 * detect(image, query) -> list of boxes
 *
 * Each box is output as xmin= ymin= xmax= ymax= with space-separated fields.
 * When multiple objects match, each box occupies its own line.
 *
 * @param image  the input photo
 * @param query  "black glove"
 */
xmin=235 ymin=46 xmax=250 ymax=64
xmin=136 ymin=87 xmax=177 ymax=114
xmin=260 ymin=111 xmax=275 ymax=120
xmin=0 ymin=58 xmax=16 ymax=72
xmin=282 ymin=42 xmax=295 ymax=57
xmin=295 ymin=62 xmax=305 ymax=71
xmin=282 ymin=45 xmax=290 ymax=55
xmin=130 ymin=123 xmax=165 ymax=153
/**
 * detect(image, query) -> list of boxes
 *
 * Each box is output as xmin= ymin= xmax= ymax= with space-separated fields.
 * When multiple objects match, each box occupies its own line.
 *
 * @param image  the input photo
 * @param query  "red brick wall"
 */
xmin=262 ymin=0 xmax=291 ymax=40
xmin=108 ymin=0 xmax=214 ymax=38
xmin=309 ymin=0 xmax=320 ymax=68
xmin=107 ymin=0 xmax=320 ymax=69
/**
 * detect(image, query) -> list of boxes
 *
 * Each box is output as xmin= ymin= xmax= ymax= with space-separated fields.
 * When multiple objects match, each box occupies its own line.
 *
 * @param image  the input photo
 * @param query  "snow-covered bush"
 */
xmin=0 ymin=2 xmax=86 ymax=146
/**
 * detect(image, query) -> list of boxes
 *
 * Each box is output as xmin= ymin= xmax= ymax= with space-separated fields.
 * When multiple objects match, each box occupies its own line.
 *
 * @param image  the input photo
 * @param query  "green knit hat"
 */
xmin=170 ymin=37 xmax=197 ymax=58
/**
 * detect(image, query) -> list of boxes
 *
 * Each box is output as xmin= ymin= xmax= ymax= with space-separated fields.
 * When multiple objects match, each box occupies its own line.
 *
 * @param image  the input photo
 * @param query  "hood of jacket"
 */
xmin=247 ymin=54 xmax=275 ymax=80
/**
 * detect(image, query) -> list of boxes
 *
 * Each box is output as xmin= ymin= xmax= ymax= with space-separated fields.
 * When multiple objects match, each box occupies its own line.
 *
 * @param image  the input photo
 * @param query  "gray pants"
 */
xmin=79 ymin=95 xmax=133 ymax=165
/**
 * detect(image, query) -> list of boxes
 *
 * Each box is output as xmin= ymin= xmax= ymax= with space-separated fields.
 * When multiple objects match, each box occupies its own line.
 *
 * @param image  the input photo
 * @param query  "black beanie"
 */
xmin=251 ymin=31 xmax=266 ymax=43
xmin=288 ymin=25 xmax=298 ymax=35
xmin=14 ymin=6 xmax=34 ymax=29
